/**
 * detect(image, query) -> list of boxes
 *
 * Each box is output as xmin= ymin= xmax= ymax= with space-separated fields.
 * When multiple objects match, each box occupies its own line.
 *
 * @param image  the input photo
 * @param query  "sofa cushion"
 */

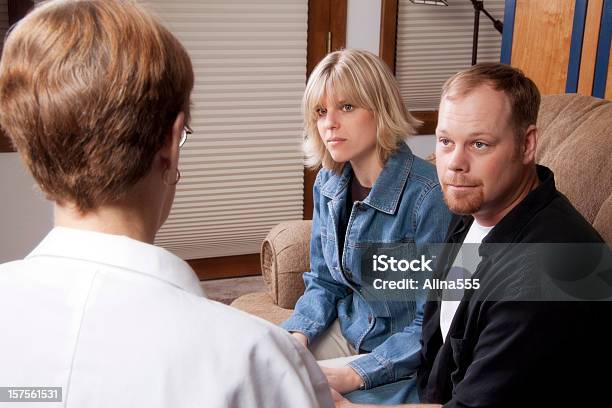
xmin=230 ymin=292 xmax=293 ymax=325
xmin=536 ymin=94 xmax=612 ymax=239
xmin=260 ymin=220 xmax=311 ymax=308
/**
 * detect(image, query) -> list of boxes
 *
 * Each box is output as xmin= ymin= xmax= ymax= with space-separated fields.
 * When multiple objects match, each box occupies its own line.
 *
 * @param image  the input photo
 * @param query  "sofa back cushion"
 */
xmin=536 ymin=94 xmax=612 ymax=241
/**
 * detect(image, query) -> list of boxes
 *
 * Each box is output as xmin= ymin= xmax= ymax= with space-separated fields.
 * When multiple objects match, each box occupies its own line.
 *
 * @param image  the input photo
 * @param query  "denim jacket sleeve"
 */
xmin=349 ymin=184 xmax=452 ymax=389
xmin=281 ymin=171 xmax=351 ymax=344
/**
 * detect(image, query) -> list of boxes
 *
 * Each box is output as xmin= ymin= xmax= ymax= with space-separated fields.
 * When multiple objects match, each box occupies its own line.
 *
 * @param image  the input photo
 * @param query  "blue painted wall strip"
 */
xmin=566 ymin=0 xmax=588 ymax=93
xmin=593 ymin=0 xmax=612 ymax=97
xmin=500 ymin=0 xmax=516 ymax=64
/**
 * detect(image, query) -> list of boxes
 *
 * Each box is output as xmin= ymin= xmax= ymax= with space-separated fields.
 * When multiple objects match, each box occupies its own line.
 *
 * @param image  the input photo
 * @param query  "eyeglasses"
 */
xmin=180 ymin=125 xmax=193 ymax=148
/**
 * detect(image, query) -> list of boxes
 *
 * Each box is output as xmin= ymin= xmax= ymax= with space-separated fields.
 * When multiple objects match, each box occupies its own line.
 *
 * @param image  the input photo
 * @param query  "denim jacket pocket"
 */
xmin=363 ymin=297 xmax=392 ymax=318
xmin=319 ymin=227 xmax=337 ymax=272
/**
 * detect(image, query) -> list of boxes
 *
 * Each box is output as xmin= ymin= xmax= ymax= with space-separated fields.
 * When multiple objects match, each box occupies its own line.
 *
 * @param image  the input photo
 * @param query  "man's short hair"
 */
xmin=0 ymin=0 xmax=194 ymax=212
xmin=303 ymin=49 xmax=421 ymax=174
xmin=441 ymin=63 xmax=541 ymax=138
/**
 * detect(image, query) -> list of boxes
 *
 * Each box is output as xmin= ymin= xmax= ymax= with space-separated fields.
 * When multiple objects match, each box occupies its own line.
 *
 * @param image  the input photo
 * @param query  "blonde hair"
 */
xmin=303 ymin=49 xmax=421 ymax=174
xmin=0 ymin=0 xmax=194 ymax=212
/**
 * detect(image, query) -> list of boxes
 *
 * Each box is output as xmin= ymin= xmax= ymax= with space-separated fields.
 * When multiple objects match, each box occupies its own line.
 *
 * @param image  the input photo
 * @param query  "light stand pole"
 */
xmin=470 ymin=0 xmax=503 ymax=65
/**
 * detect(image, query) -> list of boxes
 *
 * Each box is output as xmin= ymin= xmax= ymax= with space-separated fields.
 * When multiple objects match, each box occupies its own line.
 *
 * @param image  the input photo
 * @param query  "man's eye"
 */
xmin=473 ymin=141 xmax=488 ymax=150
xmin=438 ymin=138 xmax=450 ymax=146
xmin=342 ymin=104 xmax=353 ymax=112
xmin=316 ymin=107 xmax=327 ymax=117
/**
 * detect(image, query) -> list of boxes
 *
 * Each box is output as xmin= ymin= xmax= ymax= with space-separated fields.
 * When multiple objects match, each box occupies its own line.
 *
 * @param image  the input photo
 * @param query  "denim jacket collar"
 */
xmin=320 ymin=143 xmax=415 ymax=215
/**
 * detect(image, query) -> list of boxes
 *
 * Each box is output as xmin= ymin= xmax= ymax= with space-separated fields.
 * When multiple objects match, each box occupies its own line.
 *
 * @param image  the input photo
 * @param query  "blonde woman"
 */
xmin=282 ymin=49 xmax=452 ymax=403
xmin=0 ymin=1 xmax=331 ymax=406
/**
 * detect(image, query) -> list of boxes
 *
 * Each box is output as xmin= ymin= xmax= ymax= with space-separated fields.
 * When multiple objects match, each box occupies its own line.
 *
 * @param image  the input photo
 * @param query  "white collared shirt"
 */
xmin=0 ymin=227 xmax=332 ymax=408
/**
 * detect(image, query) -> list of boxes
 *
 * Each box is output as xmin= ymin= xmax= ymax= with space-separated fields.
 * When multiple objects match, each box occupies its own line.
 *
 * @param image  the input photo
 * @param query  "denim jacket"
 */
xmin=282 ymin=143 xmax=452 ymax=389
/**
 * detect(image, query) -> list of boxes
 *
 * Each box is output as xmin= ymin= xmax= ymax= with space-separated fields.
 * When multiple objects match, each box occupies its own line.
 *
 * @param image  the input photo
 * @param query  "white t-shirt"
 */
xmin=440 ymin=220 xmax=493 ymax=342
xmin=0 ymin=227 xmax=332 ymax=408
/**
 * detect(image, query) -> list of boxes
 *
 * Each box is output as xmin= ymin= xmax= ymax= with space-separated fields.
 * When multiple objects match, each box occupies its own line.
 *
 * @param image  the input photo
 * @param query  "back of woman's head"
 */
xmin=0 ymin=0 xmax=194 ymax=212
xmin=303 ymin=49 xmax=420 ymax=173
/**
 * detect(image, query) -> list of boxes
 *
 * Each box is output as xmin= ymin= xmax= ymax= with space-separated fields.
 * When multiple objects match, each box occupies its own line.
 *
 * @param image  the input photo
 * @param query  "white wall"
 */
xmin=346 ymin=0 xmax=381 ymax=54
xmin=0 ymin=153 xmax=54 ymax=263
xmin=407 ymin=135 xmax=436 ymax=159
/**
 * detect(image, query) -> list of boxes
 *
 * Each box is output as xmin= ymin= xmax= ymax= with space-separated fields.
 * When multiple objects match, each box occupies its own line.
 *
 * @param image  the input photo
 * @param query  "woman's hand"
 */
xmin=321 ymin=365 xmax=363 ymax=394
xmin=330 ymin=388 xmax=354 ymax=408
xmin=290 ymin=332 xmax=308 ymax=348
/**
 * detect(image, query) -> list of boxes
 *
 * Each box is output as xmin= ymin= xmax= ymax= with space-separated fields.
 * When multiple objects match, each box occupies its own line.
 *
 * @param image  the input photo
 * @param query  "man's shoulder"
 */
xmin=475 ymin=191 xmax=607 ymax=302
xmin=519 ymin=191 xmax=603 ymax=243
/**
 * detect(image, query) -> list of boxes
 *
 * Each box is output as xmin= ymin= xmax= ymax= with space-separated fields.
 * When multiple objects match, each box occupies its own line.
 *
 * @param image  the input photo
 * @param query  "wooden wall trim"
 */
xmin=0 ymin=132 xmax=13 ymax=152
xmin=578 ymin=0 xmax=605 ymax=95
xmin=307 ymin=0 xmax=329 ymax=77
xmin=303 ymin=168 xmax=317 ymax=220
xmin=412 ymin=110 xmax=438 ymax=135
xmin=606 ymin=53 xmax=612 ymax=99
xmin=304 ymin=0 xmax=329 ymax=220
xmin=306 ymin=0 xmax=347 ymax=76
xmin=511 ymin=0 xmax=576 ymax=95
xmin=330 ymin=0 xmax=347 ymax=52
xmin=593 ymin=0 xmax=612 ymax=98
xmin=379 ymin=0 xmax=399 ymax=73
xmin=565 ymin=0 xmax=588 ymax=93
xmin=304 ymin=0 xmax=348 ymax=220
xmin=7 ymin=0 xmax=34 ymax=25
xmin=500 ymin=0 xmax=517 ymax=64
xmin=188 ymin=253 xmax=261 ymax=281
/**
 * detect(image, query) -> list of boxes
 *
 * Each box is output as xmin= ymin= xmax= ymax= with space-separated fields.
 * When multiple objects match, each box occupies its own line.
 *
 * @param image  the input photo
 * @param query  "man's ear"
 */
xmin=521 ymin=124 xmax=538 ymax=164
xmin=159 ymin=112 xmax=185 ymax=170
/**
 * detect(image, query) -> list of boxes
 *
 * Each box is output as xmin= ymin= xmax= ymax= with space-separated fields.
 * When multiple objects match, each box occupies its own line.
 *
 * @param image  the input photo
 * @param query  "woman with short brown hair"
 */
xmin=0 ymin=1 xmax=332 ymax=406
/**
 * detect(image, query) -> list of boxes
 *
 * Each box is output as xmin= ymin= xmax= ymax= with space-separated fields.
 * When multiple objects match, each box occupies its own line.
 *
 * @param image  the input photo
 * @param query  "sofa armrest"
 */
xmin=261 ymin=220 xmax=312 ymax=309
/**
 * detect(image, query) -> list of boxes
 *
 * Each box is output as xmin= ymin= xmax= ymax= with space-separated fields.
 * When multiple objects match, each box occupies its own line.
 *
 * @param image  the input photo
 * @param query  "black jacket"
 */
xmin=417 ymin=166 xmax=611 ymax=407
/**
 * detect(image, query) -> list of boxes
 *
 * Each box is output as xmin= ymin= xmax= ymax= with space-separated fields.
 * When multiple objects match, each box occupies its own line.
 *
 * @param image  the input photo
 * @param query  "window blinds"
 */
xmin=143 ymin=1 xmax=308 ymax=260
xmin=396 ymin=0 xmax=505 ymax=111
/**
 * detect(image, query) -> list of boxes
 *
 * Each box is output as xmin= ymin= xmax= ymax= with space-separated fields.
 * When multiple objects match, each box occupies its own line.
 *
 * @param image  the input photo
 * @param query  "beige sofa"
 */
xmin=231 ymin=94 xmax=612 ymax=323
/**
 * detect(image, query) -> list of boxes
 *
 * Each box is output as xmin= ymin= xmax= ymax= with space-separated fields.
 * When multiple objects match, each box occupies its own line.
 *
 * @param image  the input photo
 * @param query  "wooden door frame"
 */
xmin=303 ymin=0 xmax=348 ymax=221
xmin=380 ymin=0 xmax=399 ymax=73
